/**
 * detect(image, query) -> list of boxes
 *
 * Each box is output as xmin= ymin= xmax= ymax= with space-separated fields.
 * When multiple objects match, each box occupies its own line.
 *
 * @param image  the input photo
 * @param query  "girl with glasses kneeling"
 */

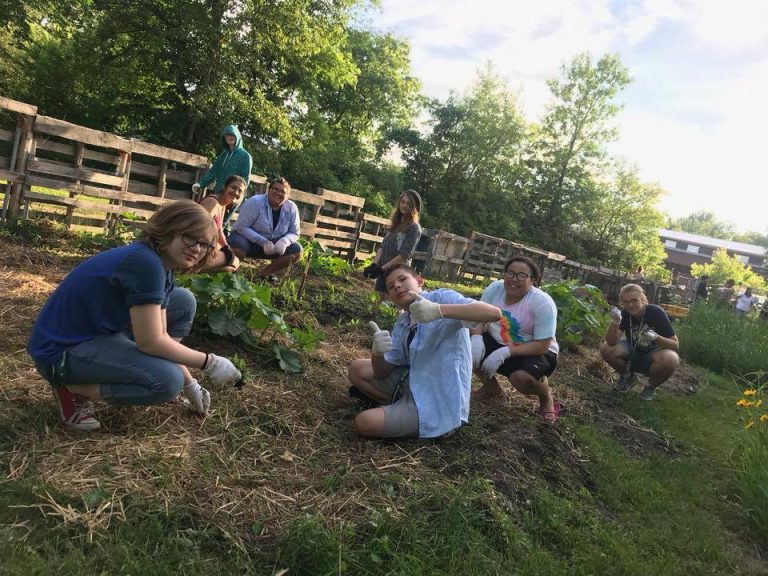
xmin=27 ymin=201 xmax=242 ymax=431
xmin=470 ymin=256 xmax=561 ymax=422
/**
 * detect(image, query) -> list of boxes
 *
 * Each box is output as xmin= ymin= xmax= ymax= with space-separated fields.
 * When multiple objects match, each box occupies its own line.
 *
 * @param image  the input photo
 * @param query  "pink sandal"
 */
xmin=538 ymin=401 xmax=561 ymax=423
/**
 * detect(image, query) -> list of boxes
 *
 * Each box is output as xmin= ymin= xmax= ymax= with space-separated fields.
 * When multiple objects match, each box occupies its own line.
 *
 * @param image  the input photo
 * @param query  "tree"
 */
xmin=667 ymin=211 xmax=736 ymax=240
xmin=396 ymin=68 xmax=527 ymax=237
xmin=575 ymin=163 xmax=667 ymax=274
xmin=691 ymin=250 xmax=767 ymax=292
xmin=522 ymin=53 xmax=631 ymax=253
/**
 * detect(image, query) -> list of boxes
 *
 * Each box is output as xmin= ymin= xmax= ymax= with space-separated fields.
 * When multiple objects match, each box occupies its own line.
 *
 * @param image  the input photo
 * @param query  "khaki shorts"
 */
xmin=373 ymin=366 xmax=419 ymax=438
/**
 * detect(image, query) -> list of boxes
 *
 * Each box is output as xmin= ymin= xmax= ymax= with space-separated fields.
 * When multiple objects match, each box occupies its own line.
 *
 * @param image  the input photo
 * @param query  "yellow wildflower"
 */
xmin=757 ymin=399 xmax=764 ymax=407
xmin=737 ymin=399 xmax=748 ymax=406
xmin=745 ymin=420 xmax=755 ymax=429
xmin=761 ymin=414 xmax=768 ymax=423
xmin=744 ymin=389 xmax=757 ymax=396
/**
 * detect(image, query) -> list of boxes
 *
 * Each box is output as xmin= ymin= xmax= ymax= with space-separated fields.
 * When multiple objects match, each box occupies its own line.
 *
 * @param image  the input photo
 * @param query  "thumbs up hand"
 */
xmin=369 ymin=321 xmax=392 ymax=356
xmin=408 ymin=291 xmax=443 ymax=323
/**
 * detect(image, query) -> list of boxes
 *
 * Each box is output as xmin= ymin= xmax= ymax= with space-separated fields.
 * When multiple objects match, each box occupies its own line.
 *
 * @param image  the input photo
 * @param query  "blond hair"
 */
xmin=138 ymin=200 xmax=217 ymax=271
xmin=619 ymin=283 xmax=648 ymax=304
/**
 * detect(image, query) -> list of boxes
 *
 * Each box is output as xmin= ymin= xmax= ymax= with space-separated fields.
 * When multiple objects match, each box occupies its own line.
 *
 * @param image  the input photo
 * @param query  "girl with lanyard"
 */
xmin=600 ymin=283 xmax=680 ymax=401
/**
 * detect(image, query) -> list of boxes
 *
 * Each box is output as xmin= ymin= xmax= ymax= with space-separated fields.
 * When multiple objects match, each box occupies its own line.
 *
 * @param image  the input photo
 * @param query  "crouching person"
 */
xmin=600 ymin=283 xmax=680 ymax=401
xmin=27 ymin=201 xmax=242 ymax=431
xmin=348 ymin=265 xmax=501 ymax=439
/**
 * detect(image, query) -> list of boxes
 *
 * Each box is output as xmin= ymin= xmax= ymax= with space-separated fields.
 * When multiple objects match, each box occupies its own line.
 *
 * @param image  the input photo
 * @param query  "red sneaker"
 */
xmin=52 ymin=386 xmax=101 ymax=431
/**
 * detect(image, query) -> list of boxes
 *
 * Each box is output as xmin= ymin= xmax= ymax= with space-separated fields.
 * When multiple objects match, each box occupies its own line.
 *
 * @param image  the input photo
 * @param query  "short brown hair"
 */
xmin=139 ymin=200 xmax=217 ymax=271
xmin=383 ymin=264 xmax=419 ymax=285
xmin=269 ymin=176 xmax=291 ymax=193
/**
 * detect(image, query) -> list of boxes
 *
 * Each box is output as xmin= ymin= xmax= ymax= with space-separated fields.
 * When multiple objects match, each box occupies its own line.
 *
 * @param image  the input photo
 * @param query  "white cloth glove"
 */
xmin=192 ymin=183 xmax=201 ymax=194
xmin=407 ymin=291 xmax=443 ymax=323
xmin=262 ymin=241 xmax=276 ymax=256
xmin=203 ymin=354 xmax=242 ymax=386
xmin=471 ymin=335 xmax=486 ymax=370
xmin=183 ymin=378 xmax=211 ymax=416
xmin=480 ymin=346 xmax=512 ymax=378
xmin=273 ymin=237 xmax=291 ymax=256
xmin=637 ymin=329 xmax=658 ymax=347
xmin=369 ymin=321 xmax=392 ymax=356
xmin=609 ymin=306 xmax=622 ymax=325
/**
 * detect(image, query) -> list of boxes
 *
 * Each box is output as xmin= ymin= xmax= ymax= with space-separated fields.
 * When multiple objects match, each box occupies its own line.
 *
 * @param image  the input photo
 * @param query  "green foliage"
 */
xmin=179 ymin=272 xmax=320 ymax=373
xmin=676 ymin=301 xmax=768 ymax=378
xmin=690 ymin=249 xmax=767 ymax=292
xmin=299 ymin=238 xmax=352 ymax=276
xmin=667 ymin=210 xmax=736 ymax=240
xmin=541 ymin=281 xmax=610 ymax=347
xmin=733 ymin=381 xmax=768 ymax=543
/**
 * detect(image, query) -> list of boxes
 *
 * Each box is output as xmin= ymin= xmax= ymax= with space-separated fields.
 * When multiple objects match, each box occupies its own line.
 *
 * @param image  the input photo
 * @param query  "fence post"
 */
xmin=5 ymin=112 xmax=36 ymax=226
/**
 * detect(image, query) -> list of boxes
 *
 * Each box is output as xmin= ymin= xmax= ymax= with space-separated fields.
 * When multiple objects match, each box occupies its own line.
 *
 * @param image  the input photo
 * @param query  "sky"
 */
xmin=363 ymin=0 xmax=768 ymax=234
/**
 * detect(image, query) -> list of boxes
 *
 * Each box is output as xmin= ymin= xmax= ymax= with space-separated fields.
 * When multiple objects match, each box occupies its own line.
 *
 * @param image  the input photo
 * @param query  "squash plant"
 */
xmin=179 ymin=273 xmax=318 ymax=373
xmin=541 ymin=281 xmax=610 ymax=348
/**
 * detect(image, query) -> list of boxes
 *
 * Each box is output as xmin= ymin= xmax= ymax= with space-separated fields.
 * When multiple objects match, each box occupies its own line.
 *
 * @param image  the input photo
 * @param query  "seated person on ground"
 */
xmin=600 ymin=283 xmax=679 ymax=401
xmin=471 ymin=256 xmax=561 ymax=422
xmin=348 ymin=265 xmax=501 ymax=439
xmin=199 ymin=175 xmax=246 ymax=272
xmin=228 ymin=176 xmax=302 ymax=280
xmin=26 ymin=201 xmax=243 ymax=431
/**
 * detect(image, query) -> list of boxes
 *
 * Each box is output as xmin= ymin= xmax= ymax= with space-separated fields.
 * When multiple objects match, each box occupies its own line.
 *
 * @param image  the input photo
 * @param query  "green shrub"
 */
xmin=676 ymin=302 xmax=768 ymax=378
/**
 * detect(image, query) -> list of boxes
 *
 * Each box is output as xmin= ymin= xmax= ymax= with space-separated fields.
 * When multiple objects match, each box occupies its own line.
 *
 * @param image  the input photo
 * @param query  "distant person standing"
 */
xmin=695 ymin=275 xmax=709 ymax=300
xmin=362 ymin=190 xmax=423 ymax=299
xmin=718 ymin=279 xmax=736 ymax=307
xmin=192 ymin=125 xmax=253 ymax=230
xmin=735 ymin=287 xmax=759 ymax=317
xmin=633 ymin=265 xmax=645 ymax=281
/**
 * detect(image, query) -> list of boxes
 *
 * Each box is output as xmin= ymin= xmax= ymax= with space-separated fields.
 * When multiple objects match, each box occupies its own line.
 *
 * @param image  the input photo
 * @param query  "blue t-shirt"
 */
xmin=27 ymin=243 xmax=174 ymax=364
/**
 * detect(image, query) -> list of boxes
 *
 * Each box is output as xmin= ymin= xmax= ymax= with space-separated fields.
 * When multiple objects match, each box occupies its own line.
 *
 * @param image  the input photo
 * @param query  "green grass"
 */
xmin=677 ymin=302 xmax=768 ymax=379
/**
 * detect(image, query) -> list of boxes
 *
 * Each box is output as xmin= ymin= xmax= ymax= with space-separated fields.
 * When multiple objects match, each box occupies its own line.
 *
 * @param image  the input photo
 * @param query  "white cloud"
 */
xmin=369 ymin=0 xmax=768 ymax=232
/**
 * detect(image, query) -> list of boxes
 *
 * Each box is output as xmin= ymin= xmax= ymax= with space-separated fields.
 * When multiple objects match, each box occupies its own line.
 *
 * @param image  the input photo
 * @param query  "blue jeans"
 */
xmin=34 ymin=287 xmax=197 ymax=406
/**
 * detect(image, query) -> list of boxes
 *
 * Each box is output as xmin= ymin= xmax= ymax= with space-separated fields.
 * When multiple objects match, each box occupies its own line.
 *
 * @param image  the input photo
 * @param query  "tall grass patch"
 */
xmin=676 ymin=302 xmax=768 ymax=378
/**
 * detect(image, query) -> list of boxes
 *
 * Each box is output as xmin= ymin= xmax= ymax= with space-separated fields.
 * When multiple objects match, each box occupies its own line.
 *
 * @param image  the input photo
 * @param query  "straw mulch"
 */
xmin=0 ymin=235 xmax=698 ymax=549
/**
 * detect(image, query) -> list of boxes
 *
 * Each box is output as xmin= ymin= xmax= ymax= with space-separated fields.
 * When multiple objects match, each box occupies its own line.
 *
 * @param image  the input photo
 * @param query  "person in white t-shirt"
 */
xmin=735 ymin=287 xmax=759 ymax=317
xmin=471 ymin=256 xmax=561 ymax=422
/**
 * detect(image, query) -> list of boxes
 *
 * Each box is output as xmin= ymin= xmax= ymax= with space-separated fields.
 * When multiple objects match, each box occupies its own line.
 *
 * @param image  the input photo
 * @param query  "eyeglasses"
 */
xmin=503 ymin=271 xmax=531 ymax=281
xmin=620 ymin=297 xmax=642 ymax=306
xmin=180 ymin=234 xmax=215 ymax=254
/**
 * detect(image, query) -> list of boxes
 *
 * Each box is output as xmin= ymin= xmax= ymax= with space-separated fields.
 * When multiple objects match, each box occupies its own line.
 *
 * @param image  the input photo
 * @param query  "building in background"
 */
xmin=659 ymin=229 xmax=767 ymax=280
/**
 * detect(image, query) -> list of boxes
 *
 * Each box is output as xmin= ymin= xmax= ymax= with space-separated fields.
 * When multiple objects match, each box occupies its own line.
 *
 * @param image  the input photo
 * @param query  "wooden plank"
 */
xmin=29 ymin=158 xmax=125 ymax=187
xmin=0 ymin=169 xmax=24 ymax=183
xmin=299 ymin=222 xmax=317 ymax=239
xmin=362 ymin=213 xmax=391 ymax=225
xmin=318 ymin=187 xmax=365 ymax=208
xmin=27 ymin=175 xmax=122 ymax=200
xmin=0 ymin=128 xmax=13 ymax=142
xmin=290 ymin=189 xmax=325 ymax=207
xmin=316 ymin=214 xmax=359 ymax=229
xmin=24 ymin=191 xmax=125 ymax=214
xmin=131 ymin=139 xmax=208 ymax=167
xmin=36 ymin=138 xmax=122 ymax=166
xmin=357 ymin=231 xmax=386 ymax=243
xmin=35 ymin=115 xmax=132 ymax=151
xmin=0 ymin=157 xmax=9 ymax=170
xmin=317 ymin=238 xmax=355 ymax=250
xmin=314 ymin=228 xmax=357 ymax=241
xmin=0 ymin=96 xmax=37 ymax=116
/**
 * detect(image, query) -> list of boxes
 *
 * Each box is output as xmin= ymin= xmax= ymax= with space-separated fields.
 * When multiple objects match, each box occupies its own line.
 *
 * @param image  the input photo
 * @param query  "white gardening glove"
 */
xmin=262 ymin=241 xmax=276 ymax=256
xmin=609 ymin=306 xmax=622 ymax=325
xmin=637 ymin=329 xmax=658 ymax=347
xmin=480 ymin=346 xmax=511 ymax=378
xmin=407 ymin=291 xmax=443 ymax=323
xmin=203 ymin=354 xmax=242 ymax=386
xmin=183 ymin=378 xmax=211 ymax=416
xmin=192 ymin=183 xmax=201 ymax=194
xmin=369 ymin=321 xmax=392 ymax=356
xmin=471 ymin=335 xmax=485 ymax=370
xmin=273 ymin=237 xmax=290 ymax=256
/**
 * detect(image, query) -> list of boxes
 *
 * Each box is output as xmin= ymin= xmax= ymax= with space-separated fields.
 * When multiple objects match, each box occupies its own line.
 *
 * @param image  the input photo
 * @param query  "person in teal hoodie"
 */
xmin=193 ymin=125 xmax=253 ymax=229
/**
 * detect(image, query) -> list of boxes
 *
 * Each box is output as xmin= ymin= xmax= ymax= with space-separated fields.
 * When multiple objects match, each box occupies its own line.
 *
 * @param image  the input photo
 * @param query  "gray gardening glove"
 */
xmin=609 ymin=306 xmax=622 ymax=325
xmin=183 ymin=378 xmax=211 ymax=416
xmin=203 ymin=354 xmax=242 ymax=386
xmin=369 ymin=321 xmax=392 ymax=356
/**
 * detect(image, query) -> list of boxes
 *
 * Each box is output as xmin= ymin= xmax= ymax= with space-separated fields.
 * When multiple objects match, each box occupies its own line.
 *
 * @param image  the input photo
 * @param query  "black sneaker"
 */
xmin=614 ymin=371 xmax=637 ymax=392
xmin=348 ymin=385 xmax=380 ymax=409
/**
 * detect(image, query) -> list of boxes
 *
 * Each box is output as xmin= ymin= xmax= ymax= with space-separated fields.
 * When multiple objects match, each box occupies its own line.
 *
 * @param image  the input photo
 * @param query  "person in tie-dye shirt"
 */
xmin=470 ymin=256 xmax=561 ymax=421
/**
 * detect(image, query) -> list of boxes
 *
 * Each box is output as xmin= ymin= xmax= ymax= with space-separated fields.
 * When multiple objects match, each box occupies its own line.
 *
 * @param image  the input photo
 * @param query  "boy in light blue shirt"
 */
xmin=348 ymin=265 xmax=501 ymax=439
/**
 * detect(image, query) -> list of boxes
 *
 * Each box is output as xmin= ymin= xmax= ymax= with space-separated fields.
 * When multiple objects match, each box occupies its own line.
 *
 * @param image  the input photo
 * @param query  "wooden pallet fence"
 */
xmin=419 ymin=230 xmax=471 ymax=280
xmin=355 ymin=213 xmax=391 ymax=262
xmin=311 ymin=187 xmax=366 ymax=261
